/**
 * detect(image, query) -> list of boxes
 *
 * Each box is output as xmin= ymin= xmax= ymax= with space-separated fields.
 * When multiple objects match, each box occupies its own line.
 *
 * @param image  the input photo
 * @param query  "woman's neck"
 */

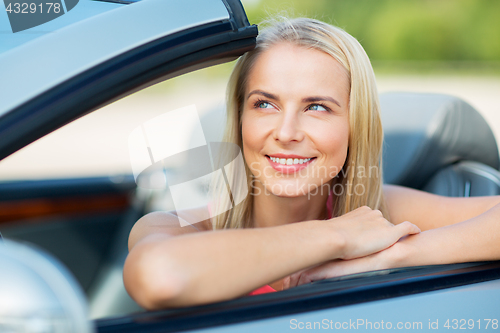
xmin=251 ymin=181 xmax=331 ymax=228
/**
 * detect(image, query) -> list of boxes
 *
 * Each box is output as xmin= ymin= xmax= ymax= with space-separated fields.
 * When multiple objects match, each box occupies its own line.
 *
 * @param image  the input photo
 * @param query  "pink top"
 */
xmin=248 ymin=284 xmax=277 ymax=295
xmin=248 ymin=191 xmax=334 ymax=296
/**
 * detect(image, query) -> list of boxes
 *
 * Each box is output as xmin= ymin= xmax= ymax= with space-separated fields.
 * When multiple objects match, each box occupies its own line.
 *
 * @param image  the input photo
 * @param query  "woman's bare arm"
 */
xmin=387 ymin=201 xmax=500 ymax=266
xmin=384 ymin=184 xmax=500 ymax=230
xmin=383 ymin=184 xmax=500 ymax=264
xmin=284 ymin=187 xmax=500 ymax=287
xmin=123 ymin=207 xmax=419 ymax=309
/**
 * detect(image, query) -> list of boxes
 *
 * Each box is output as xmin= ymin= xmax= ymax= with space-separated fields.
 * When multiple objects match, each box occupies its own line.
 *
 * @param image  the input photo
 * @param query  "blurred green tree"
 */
xmin=243 ymin=0 xmax=500 ymax=62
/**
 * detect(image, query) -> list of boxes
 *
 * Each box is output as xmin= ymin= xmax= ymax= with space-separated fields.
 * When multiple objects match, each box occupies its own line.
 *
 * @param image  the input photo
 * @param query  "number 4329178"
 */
xmin=444 ymin=319 xmax=498 ymax=330
xmin=5 ymin=3 xmax=61 ymax=14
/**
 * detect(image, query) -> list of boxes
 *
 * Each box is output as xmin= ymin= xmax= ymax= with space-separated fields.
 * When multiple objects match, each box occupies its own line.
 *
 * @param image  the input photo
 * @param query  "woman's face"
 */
xmin=241 ymin=42 xmax=350 ymax=197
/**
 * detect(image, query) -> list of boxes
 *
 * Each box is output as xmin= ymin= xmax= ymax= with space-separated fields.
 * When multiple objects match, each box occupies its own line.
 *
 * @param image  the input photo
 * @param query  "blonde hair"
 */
xmin=212 ymin=17 xmax=388 ymax=230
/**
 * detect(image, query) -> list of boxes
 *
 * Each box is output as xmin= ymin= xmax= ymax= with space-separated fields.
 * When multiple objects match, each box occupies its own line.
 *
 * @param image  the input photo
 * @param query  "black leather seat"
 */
xmin=380 ymin=92 xmax=500 ymax=197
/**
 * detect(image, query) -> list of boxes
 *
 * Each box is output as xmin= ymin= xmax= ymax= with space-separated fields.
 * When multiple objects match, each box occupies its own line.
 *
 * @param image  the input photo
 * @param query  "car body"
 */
xmin=0 ymin=0 xmax=499 ymax=332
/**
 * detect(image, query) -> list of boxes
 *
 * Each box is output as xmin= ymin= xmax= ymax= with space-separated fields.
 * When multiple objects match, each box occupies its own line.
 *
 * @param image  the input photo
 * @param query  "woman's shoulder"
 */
xmin=128 ymin=208 xmax=213 ymax=251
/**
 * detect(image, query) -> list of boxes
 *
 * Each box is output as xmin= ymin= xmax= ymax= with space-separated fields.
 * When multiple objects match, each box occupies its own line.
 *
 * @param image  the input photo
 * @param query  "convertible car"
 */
xmin=0 ymin=0 xmax=499 ymax=332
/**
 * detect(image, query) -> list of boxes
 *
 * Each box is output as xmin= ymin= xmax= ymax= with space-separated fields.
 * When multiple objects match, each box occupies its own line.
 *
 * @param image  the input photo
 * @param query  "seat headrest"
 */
xmin=380 ymin=92 xmax=499 ymax=188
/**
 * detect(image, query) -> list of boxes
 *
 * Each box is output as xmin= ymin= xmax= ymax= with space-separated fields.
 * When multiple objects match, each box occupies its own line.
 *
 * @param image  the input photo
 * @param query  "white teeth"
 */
xmin=270 ymin=157 xmax=313 ymax=165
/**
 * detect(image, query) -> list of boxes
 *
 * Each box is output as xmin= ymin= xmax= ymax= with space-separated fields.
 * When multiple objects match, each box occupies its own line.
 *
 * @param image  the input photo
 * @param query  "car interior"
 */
xmin=381 ymin=91 xmax=500 ymax=196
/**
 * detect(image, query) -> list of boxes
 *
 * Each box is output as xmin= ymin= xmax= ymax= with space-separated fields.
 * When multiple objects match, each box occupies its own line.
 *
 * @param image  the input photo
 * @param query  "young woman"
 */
xmin=123 ymin=18 xmax=500 ymax=309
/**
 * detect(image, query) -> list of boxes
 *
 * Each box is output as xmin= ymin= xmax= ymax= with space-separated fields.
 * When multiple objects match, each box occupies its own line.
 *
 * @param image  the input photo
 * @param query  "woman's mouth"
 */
xmin=265 ymin=155 xmax=316 ymax=173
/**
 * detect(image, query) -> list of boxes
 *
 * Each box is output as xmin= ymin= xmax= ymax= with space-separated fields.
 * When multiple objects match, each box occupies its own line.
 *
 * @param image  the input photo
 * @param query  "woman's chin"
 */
xmin=258 ymin=181 xmax=329 ymax=198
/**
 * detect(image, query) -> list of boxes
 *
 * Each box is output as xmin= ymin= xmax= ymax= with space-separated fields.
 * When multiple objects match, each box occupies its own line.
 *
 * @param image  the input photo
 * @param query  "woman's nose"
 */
xmin=273 ymin=111 xmax=305 ymax=144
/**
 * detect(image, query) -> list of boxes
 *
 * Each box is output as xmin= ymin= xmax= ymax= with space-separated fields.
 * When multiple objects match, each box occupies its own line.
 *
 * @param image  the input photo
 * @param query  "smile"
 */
xmin=269 ymin=157 xmax=313 ymax=165
xmin=266 ymin=155 xmax=316 ymax=173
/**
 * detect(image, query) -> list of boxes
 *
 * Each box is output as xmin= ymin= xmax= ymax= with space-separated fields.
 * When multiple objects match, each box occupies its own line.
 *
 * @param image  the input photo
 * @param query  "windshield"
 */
xmin=0 ymin=0 xmax=123 ymax=54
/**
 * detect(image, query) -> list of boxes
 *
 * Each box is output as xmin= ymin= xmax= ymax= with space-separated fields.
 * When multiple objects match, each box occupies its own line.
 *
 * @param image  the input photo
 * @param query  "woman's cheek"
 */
xmin=246 ymin=159 xmax=263 ymax=178
xmin=242 ymin=113 xmax=269 ymax=153
xmin=241 ymin=121 xmax=262 ymax=174
xmin=316 ymin=126 xmax=349 ymax=179
xmin=315 ymin=123 xmax=348 ymax=153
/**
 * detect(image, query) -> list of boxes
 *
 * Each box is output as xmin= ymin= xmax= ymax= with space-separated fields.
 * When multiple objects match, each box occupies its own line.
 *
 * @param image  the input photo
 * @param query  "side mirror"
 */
xmin=0 ymin=239 xmax=94 ymax=333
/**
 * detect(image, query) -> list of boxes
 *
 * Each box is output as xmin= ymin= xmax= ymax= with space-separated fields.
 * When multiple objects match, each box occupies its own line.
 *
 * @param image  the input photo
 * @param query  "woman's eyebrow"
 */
xmin=246 ymin=90 xmax=341 ymax=108
xmin=302 ymin=96 xmax=341 ymax=108
xmin=247 ymin=90 xmax=279 ymax=101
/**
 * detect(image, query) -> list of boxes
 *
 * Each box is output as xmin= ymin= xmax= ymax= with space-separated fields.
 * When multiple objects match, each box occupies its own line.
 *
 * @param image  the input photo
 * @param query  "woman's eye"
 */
xmin=307 ymin=104 xmax=327 ymax=112
xmin=256 ymin=101 xmax=273 ymax=109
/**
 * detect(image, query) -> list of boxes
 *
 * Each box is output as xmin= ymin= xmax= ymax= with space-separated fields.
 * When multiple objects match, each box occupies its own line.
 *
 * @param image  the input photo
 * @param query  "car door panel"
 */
xmin=0 ymin=176 xmax=137 ymax=293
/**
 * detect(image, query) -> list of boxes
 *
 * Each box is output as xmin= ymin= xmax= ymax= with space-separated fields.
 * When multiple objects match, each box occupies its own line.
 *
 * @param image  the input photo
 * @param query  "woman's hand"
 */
xmin=325 ymin=206 xmax=420 ymax=260
xmin=283 ymin=239 xmax=414 ymax=289
xmin=280 ymin=207 xmax=420 ymax=290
